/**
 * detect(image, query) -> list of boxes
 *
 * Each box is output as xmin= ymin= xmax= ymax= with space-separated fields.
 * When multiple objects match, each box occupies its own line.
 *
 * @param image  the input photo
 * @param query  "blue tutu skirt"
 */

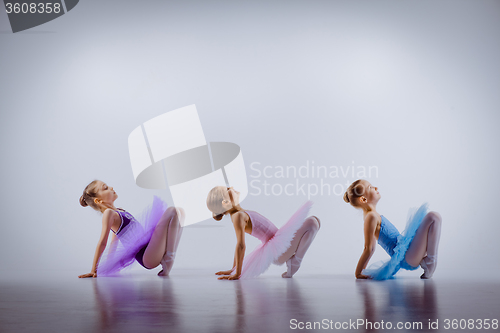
xmin=362 ymin=203 xmax=429 ymax=280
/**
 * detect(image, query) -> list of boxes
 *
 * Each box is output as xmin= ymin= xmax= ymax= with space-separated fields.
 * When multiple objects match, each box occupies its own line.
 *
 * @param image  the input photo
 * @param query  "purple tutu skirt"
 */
xmin=96 ymin=196 xmax=168 ymax=276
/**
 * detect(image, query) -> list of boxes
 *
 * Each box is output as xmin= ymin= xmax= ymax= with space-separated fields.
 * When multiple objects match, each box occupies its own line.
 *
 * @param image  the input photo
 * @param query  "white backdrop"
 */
xmin=0 ymin=0 xmax=499 ymax=276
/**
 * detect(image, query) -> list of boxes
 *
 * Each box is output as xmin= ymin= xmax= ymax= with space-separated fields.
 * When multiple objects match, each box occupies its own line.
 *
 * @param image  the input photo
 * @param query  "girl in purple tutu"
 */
xmin=78 ymin=180 xmax=184 ymax=278
xmin=343 ymin=179 xmax=442 ymax=280
xmin=206 ymin=186 xmax=321 ymax=280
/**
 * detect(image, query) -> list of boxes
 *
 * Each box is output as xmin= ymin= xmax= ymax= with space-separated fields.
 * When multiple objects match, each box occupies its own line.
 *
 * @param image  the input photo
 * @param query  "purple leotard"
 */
xmin=112 ymin=210 xmax=151 ymax=269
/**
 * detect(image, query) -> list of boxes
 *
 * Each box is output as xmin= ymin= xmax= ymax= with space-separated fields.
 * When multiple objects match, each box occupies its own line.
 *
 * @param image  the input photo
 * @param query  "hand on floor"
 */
xmin=78 ymin=272 xmax=97 ymax=278
xmin=215 ymin=269 xmax=234 ymax=276
xmin=217 ymin=274 xmax=240 ymax=280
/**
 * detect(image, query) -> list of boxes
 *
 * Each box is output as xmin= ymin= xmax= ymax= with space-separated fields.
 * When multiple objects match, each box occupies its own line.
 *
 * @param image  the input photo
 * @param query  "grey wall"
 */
xmin=1 ymin=0 xmax=499 ymax=275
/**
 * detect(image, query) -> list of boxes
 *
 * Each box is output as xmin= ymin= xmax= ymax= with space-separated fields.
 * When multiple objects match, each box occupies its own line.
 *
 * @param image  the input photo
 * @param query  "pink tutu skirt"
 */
xmin=238 ymin=201 xmax=313 ymax=279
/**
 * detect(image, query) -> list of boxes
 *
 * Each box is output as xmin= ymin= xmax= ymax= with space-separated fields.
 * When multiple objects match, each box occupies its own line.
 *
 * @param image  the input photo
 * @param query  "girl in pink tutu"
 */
xmin=206 ymin=186 xmax=320 ymax=280
xmin=344 ymin=179 xmax=442 ymax=280
xmin=78 ymin=180 xmax=184 ymax=278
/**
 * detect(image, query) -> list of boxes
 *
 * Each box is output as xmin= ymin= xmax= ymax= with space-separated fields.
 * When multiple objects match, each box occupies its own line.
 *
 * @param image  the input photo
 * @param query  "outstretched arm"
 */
xmin=355 ymin=213 xmax=378 ymax=279
xmin=218 ymin=212 xmax=246 ymax=280
xmin=215 ymin=246 xmax=239 ymax=276
xmin=78 ymin=209 xmax=116 ymax=278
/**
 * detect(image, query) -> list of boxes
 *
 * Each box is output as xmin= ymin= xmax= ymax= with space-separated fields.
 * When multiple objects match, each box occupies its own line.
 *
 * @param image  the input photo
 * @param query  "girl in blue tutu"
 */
xmin=78 ymin=180 xmax=184 ymax=278
xmin=343 ymin=179 xmax=442 ymax=280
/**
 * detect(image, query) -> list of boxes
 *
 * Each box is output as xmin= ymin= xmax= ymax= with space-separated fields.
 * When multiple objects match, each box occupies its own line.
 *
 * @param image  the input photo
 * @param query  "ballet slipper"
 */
xmin=281 ymin=257 xmax=293 ymax=278
xmin=158 ymin=251 xmax=176 ymax=277
xmin=281 ymin=255 xmax=302 ymax=278
xmin=420 ymin=255 xmax=437 ymax=279
xmin=281 ymin=222 xmax=319 ymax=278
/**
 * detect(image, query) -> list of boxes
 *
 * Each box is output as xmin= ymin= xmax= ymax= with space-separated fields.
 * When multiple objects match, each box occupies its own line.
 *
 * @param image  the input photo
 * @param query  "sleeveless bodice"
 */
xmin=112 ymin=210 xmax=135 ymax=235
xmin=377 ymin=215 xmax=400 ymax=256
xmin=112 ymin=210 xmax=145 ymax=247
xmin=245 ymin=210 xmax=278 ymax=243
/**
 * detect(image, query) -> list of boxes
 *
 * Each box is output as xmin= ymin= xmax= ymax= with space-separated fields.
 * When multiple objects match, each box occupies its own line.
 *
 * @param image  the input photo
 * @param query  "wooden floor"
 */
xmin=0 ymin=269 xmax=498 ymax=333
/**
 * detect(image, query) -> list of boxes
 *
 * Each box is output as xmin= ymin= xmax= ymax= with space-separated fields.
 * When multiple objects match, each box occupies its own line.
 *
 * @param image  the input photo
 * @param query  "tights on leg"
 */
xmin=158 ymin=208 xmax=184 ymax=276
xmin=277 ymin=216 xmax=321 ymax=278
xmin=404 ymin=211 xmax=442 ymax=279
xmin=141 ymin=207 xmax=183 ymax=275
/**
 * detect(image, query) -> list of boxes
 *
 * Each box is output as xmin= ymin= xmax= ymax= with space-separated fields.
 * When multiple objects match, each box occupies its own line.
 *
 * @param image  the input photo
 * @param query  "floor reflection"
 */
xmin=357 ymin=279 xmax=438 ymax=332
xmin=92 ymin=277 xmax=182 ymax=332
xmin=0 ymin=271 xmax=497 ymax=333
xmin=231 ymin=278 xmax=318 ymax=332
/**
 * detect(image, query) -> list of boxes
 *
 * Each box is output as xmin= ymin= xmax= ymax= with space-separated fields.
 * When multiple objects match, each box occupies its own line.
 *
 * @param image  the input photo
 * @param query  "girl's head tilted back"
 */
xmin=80 ymin=180 xmax=118 ymax=213
xmin=343 ymin=179 xmax=380 ymax=209
xmin=206 ymin=186 xmax=239 ymax=221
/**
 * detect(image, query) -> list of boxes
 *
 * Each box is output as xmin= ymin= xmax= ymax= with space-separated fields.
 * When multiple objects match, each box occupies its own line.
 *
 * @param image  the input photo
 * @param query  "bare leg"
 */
xmin=404 ymin=211 xmax=442 ymax=278
xmin=276 ymin=216 xmax=321 ymax=278
xmin=141 ymin=207 xmax=181 ymax=271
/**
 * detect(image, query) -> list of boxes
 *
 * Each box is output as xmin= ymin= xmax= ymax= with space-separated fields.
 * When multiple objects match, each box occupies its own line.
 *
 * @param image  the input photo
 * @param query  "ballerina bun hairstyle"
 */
xmin=80 ymin=180 xmax=101 ymax=212
xmin=212 ymin=212 xmax=224 ymax=221
xmin=206 ymin=186 xmax=229 ymax=221
xmin=343 ymin=179 xmax=365 ymax=208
